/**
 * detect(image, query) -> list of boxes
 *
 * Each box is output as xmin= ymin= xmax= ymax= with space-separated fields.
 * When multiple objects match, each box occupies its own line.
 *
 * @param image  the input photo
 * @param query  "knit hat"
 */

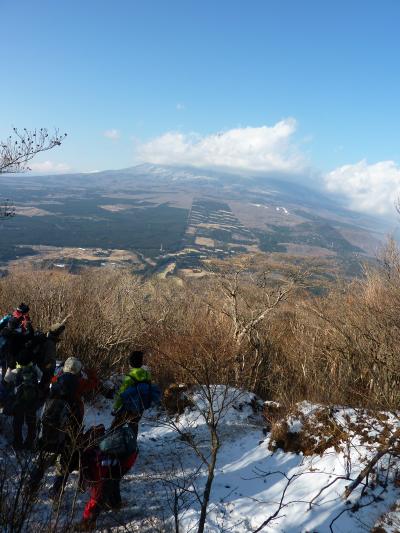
xmin=17 ymin=303 xmax=29 ymax=314
xmin=63 ymin=357 xmax=82 ymax=375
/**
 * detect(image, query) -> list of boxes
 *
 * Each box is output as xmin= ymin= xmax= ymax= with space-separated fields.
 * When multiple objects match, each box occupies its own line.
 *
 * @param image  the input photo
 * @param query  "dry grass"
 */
xmin=268 ymin=407 xmax=348 ymax=455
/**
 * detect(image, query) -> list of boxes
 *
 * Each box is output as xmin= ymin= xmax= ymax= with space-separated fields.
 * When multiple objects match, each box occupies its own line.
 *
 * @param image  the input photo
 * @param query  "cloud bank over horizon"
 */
xmin=326 ymin=160 xmax=400 ymax=217
xmin=29 ymin=160 xmax=71 ymax=173
xmin=136 ymin=118 xmax=307 ymax=175
xmin=136 ymin=119 xmax=399 ymax=219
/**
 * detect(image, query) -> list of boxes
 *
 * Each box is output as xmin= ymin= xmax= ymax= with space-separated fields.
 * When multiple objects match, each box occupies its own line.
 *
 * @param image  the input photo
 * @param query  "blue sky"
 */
xmin=1 ymin=0 xmax=400 ymax=215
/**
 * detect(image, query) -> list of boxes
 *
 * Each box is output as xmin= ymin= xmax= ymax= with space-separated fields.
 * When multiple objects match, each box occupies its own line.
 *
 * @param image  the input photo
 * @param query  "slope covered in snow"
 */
xmin=1 ymin=388 xmax=400 ymax=532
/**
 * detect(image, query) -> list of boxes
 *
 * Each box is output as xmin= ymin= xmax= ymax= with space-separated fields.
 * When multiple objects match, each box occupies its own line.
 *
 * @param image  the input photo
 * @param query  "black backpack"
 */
xmin=51 ymin=372 xmax=78 ymax=400
xmin=0 ymin=316 xmax=12 ymax=360
xmin=0 ymin=314 xmax=11 ymax=332
xmin=13 ymin=365 xmax=40 ymax=410
xmin=39 ymin=398 xmax=71 ymax=453
xmin=38 ymin=372 xmax=80 ymax=452
xmin=26 ymin=332 xmax=47 ymax=363
xmin=99 ymin=425 xmax=137 ymax=457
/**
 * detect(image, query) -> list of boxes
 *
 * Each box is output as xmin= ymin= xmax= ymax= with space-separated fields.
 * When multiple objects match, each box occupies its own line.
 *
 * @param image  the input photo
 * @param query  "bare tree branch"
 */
xmin=0 ymin=128 xmax=67 ymax=174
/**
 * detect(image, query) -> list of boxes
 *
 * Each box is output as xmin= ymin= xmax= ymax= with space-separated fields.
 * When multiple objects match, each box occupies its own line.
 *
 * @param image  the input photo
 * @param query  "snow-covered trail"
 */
xmin=85 ymin=395 xmax=400 ymax=533
xmin=1 ymin=392 xmax=400 ymax=532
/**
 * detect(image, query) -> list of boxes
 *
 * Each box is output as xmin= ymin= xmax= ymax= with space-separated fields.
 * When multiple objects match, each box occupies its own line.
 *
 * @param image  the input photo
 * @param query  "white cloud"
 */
xmin=29 ymin=161 xmax=71 ymax=173
xmin=325 ymin=159 xmax=400 ymax=216
xmin=103 ymin=129 xmax=120 ymax=140
xmin=136 ymin=119 xmax=306 ymax=174
xmin=176 ymin=103 xmax=185 ymax=111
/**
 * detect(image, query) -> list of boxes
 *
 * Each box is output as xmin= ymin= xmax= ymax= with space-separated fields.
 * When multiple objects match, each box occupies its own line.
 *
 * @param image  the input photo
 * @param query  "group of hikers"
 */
xmin=0 ymin=303 xmax=160 ymax=531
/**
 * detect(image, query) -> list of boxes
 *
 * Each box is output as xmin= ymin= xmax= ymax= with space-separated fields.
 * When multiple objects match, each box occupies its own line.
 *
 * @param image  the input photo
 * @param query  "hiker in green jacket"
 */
xmin=111 ymin=350 xmax=150 ymax=436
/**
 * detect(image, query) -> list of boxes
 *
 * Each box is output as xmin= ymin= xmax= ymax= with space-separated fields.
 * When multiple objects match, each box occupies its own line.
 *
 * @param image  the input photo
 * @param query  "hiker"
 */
xmin=30 ymin=320 xmax=68 ymax=400
xmin=75 ymin=423 xmax=138 ymax=531
xmin=111 ymin=350 xmax=152 ymax=437
xmin=0 ymin=302 xmax=31 ymax=334
xmin=11 ymin=303 xmax=33 ymax=335
xmin=0 ymin=317 xmax=33 ymax=379
xmin=4 ymin=349 xmax=42 ymax=450
xmin=33 ymin=357 xmax=98 ymax=497
xmin=40 ymin=357 xmax=98 ymax=498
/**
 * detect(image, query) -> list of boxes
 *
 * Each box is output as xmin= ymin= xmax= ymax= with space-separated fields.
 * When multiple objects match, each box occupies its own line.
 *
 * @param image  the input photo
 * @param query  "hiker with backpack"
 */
xmin=4 ymin=348 xmax=42 ymax=450
xmin=0 ymin=316 xmax=33 ymax=379
xmin=0 ymin=303 xmax=32 ymax=335
xmin=31 ymin=356 xmax=98 ymax=497
xmin=112 ymin=350 xmax=152 ymax=435
xmin=11 ymin=303 xmax=33 ymax=335
xmin=75 ymin=423 xmax=138 ymax=531
xmin=111 ymin=350 xmax=160 ymax=437
xmin=30 ymin=319 xmax=69 ymax=400
xmin=72 ymin=351 xmax=160 ymax=530
xmin=41 ymin=321 xmax=67 ymax=384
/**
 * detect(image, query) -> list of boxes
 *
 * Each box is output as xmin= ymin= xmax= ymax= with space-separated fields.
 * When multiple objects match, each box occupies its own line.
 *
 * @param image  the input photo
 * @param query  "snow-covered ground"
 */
xmin=1 ymin=389 xmax=400 ymax=532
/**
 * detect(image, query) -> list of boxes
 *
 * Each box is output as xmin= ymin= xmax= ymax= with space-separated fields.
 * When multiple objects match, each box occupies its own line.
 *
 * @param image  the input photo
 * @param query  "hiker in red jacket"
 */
xmin=75 ymin=425 xmax=138 ymax=531
xmin=12 ymin=303 xmax=33 ymax=335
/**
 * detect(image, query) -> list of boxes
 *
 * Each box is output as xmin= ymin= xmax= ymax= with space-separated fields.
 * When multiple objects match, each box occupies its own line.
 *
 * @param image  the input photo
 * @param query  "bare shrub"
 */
xmin=0 ymin=268 xmax=149 ymax=373
xmin=163 ymin=384 xmax=195 ymax=415
xmin=1 ymin=239 xmax=400 ymax=410
xmin=268 ymin=406 xmax=348 ymax=455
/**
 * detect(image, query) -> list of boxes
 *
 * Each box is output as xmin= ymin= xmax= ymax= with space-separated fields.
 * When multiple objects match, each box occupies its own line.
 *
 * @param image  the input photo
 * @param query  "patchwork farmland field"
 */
xmin=0 ymin=164 xmax=385 ymax=276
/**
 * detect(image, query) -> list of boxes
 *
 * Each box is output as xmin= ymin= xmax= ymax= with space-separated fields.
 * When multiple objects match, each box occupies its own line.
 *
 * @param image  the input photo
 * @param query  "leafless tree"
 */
xmin=0 ymin=128 xmax=67 ymax=174
xmin=207 ymin=256 xmax=308 ymax=387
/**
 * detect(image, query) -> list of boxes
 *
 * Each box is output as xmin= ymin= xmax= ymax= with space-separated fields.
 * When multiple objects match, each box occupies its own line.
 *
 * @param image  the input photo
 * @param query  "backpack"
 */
xmin=120 ymin=381 xmax=161 ymax=414
xmin=0 ymin=314 xmax=11 ymax=332
xmin=51 ymin=372 xmax=79 ymax=400
xmin=26 ymin=332 xmax=47 ymax=363
xmin=39 ymin=398 xmax=71 ymax=453
xmin=0 ymin=315 xmax=12 ymax=360
xmin=13 ymin=365 xmax=40 ymax=410
xmin=99 ymin=425 xmax=137 ymax=457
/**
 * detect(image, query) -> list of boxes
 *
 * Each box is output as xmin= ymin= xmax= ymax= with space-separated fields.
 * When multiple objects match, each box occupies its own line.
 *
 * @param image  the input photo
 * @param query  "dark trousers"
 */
xmin=13 ymin=408 xmax=37 ymax=447
xmin=30 ymin=430 xmax=81 ymax=494
xmin=53 ymin=444 xmax=80 ymax=494
xmin=29 ymin=447 xmax=80 ymax=489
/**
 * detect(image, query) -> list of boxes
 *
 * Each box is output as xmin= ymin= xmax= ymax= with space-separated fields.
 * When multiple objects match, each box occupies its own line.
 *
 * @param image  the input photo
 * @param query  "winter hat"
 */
xmin=63 ymin=356 xmax=82 ymax=375
xmin=17 ymin=303 xmax=29 ymax=314
xmin=129 ymin=350 xmax=144 ymax=368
